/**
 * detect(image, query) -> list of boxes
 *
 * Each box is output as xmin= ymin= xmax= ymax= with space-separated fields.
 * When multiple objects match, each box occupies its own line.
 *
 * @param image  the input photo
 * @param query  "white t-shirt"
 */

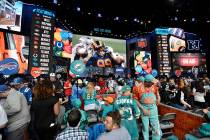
xmin=0 ymin=104 xmax=8 ymax=128
xmin=193 ymin=88 xmax=205 ymax=102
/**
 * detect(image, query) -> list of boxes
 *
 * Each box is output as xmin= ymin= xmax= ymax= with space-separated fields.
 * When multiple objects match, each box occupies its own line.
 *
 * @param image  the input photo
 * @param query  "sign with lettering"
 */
xmin=178 ymin=56 xmax=199 ymax=67
xmin=29 ymin=7 xmax=55 ymax=76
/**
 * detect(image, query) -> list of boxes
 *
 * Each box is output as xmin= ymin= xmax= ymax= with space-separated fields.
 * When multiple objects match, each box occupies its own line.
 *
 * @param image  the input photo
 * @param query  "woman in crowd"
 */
xmin=83 ymin=82 xmax=99 ymax=111
xmin=30 ymin=79 xmax=60 ymax=140
xmin=192 ymin=80 xmax=206 ymax=108
xmin=170 ymin=79 xmax=192 ymax=110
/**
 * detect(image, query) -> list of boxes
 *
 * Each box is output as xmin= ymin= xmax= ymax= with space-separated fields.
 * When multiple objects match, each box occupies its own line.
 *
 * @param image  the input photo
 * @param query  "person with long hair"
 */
xmin=30 ymin=79 xmax=60 ymax=140
xmin=83 ymin=82 xmax=99 ymax=111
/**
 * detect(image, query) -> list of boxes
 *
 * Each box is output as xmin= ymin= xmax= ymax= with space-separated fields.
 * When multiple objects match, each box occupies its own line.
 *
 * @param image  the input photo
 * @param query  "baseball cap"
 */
xmin=0 ymin=85 xmax=9 ymax=92
xmin=121 ymin=85 xmax=131 ymax=93
xmin=144 ymin=74 xmax=155 ymax=82
xmin=50 ymin=73 xmax=56 ymax=77
xmin=10 ymin=77 xmax=23 ymax=85
xmin=137 ymin=76 xmax=145 ymax=82
xmin=77 ymin=79 xmax=83 ymax=84
xmin=103 ymin=96 xmax=114 ymax=104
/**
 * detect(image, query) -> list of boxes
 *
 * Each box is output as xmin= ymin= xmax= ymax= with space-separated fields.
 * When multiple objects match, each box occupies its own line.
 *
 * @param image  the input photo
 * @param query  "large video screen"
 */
xmin=134 ymin=51 xmax=152 ymax=75
xmin=0 ymin=32 xmax=29 ymax=74
xmin=172 ymin=53 xmax=207 ymax=73
xmin=54 ymin=28 xmax=72 ymax=58
xmin=169 ymin=36 xmax=186 ymax=52
xmin=72 ymin=34 xmax=126 ymax=68
xmin=0 ymin=1 xmax=23 ymax=32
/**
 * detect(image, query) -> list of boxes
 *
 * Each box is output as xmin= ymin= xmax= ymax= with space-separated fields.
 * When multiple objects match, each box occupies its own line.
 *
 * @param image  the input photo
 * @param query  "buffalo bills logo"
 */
xmin=0 ymin=62 xmax=18 ymax=71
xmin=0 ymin=58 xmax=19 ymax=75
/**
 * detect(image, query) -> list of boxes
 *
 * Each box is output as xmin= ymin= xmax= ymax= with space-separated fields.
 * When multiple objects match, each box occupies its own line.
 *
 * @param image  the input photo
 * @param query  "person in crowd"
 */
xmin=126 ymin=73 xmax=134 ymax=88
xmin=64 ymin=77 xmax=72 ymax=97
xmin=170 ymin=80 xmax=192 ymax=110
xmin=70 ymin=79 xmax=85 ymax=102
xmin=135 ymin=74 xmax=161 ymax=140
xmin=83 ymin=82 xmax=98 ymax=110
xmin=62 ymin=99 xmax=87 ymax=130
xmin=100 ymin=96 xmax=114 ymax=120
xmin=115 ymin=78 xmax=125 ymax=98
xmin=133 ymin=76 xmax=145 ymax=101
xmin=192 ymin=80 xmax=206 ymax=108
xmin=185 ymin=108 xmax=210 ymax=140
xmin=30 ymin=79 xmax=60 ymax=140
xmin=50 ymin=73 xmax=64 ymax=96
xmin=114 ymin=85 xmax=140 ymax=140
xmin=56 ymin=109 xmax=88 ymax=140
xmin=10 ymin=77 xmax=33 ymax=105
xmin=159 ymin=76 xmax=169 ymax=103
xmin=0 ymin=83 xmax=30 ymax=140
xmin=0 ymin=100 xmax=8 ymax=140
xmin=97 ymin=111 xmax=131 ymax=140
xmin=107 ymin=74 xmax=117 ymax=94
xmin=98 ymin=77 xmax=109 ymax=95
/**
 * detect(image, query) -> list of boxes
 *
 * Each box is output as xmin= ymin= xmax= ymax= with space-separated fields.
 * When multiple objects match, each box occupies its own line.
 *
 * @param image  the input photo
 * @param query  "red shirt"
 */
xmin=64 ymin=81 xmax=72 ymax=96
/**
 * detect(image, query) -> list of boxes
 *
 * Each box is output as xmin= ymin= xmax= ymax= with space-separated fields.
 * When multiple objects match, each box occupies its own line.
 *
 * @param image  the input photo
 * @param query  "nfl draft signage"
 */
xmin=29 ymin=7 xmax=55 ymax=77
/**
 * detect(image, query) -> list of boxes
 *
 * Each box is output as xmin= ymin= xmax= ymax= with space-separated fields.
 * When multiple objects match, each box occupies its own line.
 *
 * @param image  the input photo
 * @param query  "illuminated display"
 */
xmin=29 ymin=8 xmax=55 ymax=77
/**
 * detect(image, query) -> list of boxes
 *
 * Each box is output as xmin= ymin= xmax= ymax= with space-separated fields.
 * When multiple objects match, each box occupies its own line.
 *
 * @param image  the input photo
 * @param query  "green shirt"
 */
xmin=114 ymin=95 xmax=140 ymax=120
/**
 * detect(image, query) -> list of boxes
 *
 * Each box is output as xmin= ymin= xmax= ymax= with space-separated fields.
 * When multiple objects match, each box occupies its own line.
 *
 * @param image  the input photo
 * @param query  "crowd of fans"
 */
xmin=0 ymin=73 xmax=209 ymax=140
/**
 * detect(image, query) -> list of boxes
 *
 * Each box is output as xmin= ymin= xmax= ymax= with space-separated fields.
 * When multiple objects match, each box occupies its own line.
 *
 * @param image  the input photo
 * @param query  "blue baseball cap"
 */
xmin=10 ymin=77 xmax=23 ymax=85
xmin=0 ymin=85 xmax=9 ymax=92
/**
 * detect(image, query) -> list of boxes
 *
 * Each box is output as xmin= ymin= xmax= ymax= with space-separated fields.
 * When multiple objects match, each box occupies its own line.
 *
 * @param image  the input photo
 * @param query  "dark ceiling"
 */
xmin=22 ymin=0 xmax=210 ymax=38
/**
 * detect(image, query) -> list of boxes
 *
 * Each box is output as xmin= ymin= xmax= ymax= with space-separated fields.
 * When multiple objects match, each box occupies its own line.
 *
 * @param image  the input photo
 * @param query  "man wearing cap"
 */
xmin=50 ymin=73 xmax=64 ymax=95
xmin=136 ymin=74 xmax=161 ymax=140
xmin=133 ymin=76 xmax=145 ymax=102
xmin=10 ymin=77 xmax=33 ymax=105
xmin=101 ymin=96 xmax=114 ymax=120
xmin=114 ymin=85 xmax=140 ymax=140
xmin=71 ymin=79 xmax=85 ymax=100
xmin=0 ymin=84 xmax=30 ymax=140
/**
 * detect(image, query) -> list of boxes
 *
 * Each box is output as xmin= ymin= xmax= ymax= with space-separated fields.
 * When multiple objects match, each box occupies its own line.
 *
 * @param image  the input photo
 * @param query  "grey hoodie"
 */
xmin=2 ymin=88 xmax=30 ymax=132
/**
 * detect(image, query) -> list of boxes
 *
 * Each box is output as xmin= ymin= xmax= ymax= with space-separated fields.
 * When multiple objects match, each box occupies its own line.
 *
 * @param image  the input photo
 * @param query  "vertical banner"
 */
xmin=29 ymin=8 xmax=55 ymax=77
xmin=156 ymin=35 xmax=171 ymax=76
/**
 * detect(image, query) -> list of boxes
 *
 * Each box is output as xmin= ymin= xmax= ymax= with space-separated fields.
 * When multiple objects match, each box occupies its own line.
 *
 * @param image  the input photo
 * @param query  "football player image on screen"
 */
xmin=169 ymin=36 xmax=186 ymax=52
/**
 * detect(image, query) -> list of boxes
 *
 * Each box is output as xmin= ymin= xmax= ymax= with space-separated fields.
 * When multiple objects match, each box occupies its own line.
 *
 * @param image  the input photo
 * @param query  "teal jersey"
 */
xmin=83 ymin=89 xmax=97 ymax=105
xmin=199 ymin=112 xmax=210 ymax=137
xmin=114 ymin=95 xmax=140 ymax=120
xmin=101 ymin=104 xmax=114 ymax=119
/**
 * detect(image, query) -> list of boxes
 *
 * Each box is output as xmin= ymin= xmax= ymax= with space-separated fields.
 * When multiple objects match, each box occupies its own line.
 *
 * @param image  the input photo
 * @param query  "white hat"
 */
xmin=50 ymin=73 xmax=56 ymax=77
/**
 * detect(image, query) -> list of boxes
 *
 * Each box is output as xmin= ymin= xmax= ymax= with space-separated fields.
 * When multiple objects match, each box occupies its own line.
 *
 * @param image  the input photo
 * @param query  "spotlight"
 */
xmin=192 ymin=18 xmax=195 ymax=22
xmin=134 ymin=18 xmax=138 ymax=22
xmin=76 ymin=7 xmax=80 ymax=12
xmin=97 ymin=13 xmax=102 ymax=17
xmin=174 ymin=17 xmax=178 ymax=21
xmin=114 ymin=17 xmax=119 ymax=20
